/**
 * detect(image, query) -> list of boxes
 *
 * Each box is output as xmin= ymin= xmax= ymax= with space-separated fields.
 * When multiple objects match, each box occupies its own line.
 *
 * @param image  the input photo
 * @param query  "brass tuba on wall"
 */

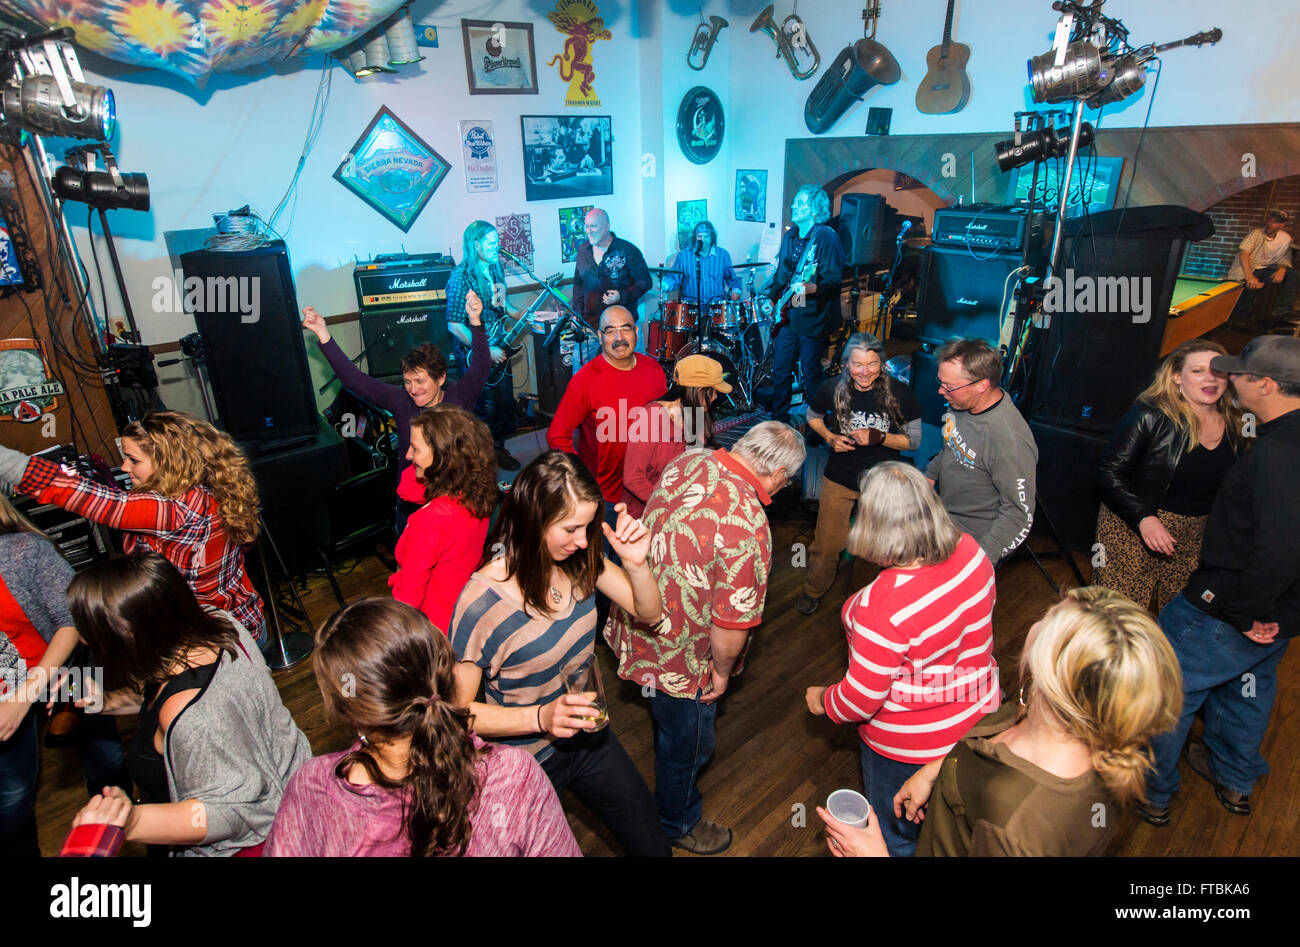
xmin=804 ymin=36 xmax=900 ymax=134
xmin=687 ymin=15 xmax=729 ymax=71
xmin=750 ymin=4 xmax=820 ymax=80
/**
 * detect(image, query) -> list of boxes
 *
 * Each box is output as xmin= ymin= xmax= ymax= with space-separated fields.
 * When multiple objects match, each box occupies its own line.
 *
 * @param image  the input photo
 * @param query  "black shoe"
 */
xmin=495 ymin=448 xmax=521 ymax=472
xmin=1186 ymin=741 xmax=1251 ymax=815
xmin=796 ymin=594 xmax=821 ymax=616
xmin=1133 ymin=799 xmax=1170 ymax=827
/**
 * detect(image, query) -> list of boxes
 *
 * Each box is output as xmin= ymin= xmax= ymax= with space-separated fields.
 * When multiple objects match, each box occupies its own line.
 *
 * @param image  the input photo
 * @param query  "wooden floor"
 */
xmin=33 ymin=491 xmax=1300 ymax=857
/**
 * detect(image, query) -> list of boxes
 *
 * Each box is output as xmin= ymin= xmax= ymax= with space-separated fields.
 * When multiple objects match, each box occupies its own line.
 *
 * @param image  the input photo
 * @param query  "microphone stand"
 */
xmin=318 ymin=330 xmax=391 ymax=393
xmin=502 ymin=249 xmax=598 ymax=351
xmin=695 ymin=239 xmax=706 ymax=353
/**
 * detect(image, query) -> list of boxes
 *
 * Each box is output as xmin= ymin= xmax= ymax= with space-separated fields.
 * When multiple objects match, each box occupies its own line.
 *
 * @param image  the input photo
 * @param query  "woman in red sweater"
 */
xmin=389 ymin=406 xmax=498 ymax=633
xmin=805 ymin=461 xmax=998 ymax=857
xmin=621 ymin=355 xmax=728 ymax=517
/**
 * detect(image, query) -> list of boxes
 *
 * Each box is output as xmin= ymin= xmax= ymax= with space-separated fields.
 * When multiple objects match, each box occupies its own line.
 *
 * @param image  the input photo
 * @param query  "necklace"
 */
xmin=549 ymin=584 xmax=563 ymax=605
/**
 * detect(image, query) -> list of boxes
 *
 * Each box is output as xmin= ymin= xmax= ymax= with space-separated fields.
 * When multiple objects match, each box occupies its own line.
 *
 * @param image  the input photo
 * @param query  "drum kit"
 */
xmin=646 ymin=261 xmax=776 ymax=410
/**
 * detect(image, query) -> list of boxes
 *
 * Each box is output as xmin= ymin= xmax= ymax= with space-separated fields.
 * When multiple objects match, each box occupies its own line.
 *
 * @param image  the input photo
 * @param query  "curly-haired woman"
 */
xmin=389 ymin=406 xmax=499 ymax=633
xmin=0 ymin=412 xmax=265 ymax=640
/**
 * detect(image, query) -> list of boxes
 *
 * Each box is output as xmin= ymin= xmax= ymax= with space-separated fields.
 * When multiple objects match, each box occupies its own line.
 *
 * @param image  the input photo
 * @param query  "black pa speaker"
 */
xmin=915 ymin=246 xmax=1023 ymax=347
xmin=1028 ymin=224 xmax=1184 ymax=433
xmin=532 ymin=324 xmax=574 ymax=416
xmin=180 ymin=241 xmax=319 ymax=442
xmin=836 ymin=193 xmax=891 ymax=267
xmin=1029 ymin=419 xmax=1111 ymax=553
xmin=909 ymin=348 xmax=948 ymax=427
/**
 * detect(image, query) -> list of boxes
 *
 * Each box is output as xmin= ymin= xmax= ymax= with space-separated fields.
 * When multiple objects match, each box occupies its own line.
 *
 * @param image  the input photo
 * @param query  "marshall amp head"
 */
xmin=931 ymin=206 xmax=1042 ymax=254
xmin=354 ymin=252 xmax=454 ymax=308
xmin=353 ymin=253 xmax=457 ymax=382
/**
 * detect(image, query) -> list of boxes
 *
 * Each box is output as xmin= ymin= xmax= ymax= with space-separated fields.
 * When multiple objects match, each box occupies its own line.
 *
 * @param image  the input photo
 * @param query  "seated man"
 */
xmin=1227 ymin=209 xmax=1295 ymax=328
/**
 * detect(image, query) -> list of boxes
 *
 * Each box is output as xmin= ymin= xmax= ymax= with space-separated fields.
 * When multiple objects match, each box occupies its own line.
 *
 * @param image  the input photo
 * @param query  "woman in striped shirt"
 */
xmin=0 ymin=412 xmax=265 ymax=641
xmin=805 ymin=461 xmax=998 ymax=857
xmin=449 ymin=451 xmax=670 ymax=856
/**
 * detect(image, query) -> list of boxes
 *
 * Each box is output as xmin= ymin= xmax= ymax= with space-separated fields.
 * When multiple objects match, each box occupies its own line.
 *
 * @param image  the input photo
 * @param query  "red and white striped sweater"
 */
xmin=823 ymin=533 xmax=1000 ymax=762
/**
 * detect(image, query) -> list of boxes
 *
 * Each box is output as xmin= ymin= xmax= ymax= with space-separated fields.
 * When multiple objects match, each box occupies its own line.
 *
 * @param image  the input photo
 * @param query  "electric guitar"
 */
xmin=915 ymin=0 xmax=971 ymax=114
xmin=485 ymin=273 xmax=562 ymax=383
xmin=773 ymin=253 xmax=819 ymax=333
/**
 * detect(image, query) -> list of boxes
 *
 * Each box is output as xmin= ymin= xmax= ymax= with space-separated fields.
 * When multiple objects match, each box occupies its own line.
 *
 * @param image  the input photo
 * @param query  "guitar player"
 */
xmin=445 ymin=221 xmax=522 ymax=471
xmin=767 ymin=185 xmax=846 ymax=425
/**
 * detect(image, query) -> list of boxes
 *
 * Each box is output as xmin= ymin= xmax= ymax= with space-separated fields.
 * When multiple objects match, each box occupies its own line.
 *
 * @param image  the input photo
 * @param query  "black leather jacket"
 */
xmin=1096 ymin=401 xmax=1189 ymax=529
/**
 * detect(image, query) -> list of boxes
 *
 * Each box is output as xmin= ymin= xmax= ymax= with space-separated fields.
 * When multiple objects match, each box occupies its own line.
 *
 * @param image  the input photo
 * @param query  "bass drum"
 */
xmin=672 ymin=340 xmax=744 ymax=407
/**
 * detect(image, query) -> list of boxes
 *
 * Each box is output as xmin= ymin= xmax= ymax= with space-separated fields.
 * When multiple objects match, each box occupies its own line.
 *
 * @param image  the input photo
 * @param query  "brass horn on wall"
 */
xmin=804 ymin=36 xmax=900 ymax=134
xmin=750 ymin=4 xmax=820 ymax=80
xmin=687 ymin=15 xmax=729 ymax=71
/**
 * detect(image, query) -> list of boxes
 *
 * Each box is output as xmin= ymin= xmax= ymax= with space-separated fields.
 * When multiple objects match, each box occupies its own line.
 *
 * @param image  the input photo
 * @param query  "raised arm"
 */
xmin=302 ymin=305 xmax=405 ymax=413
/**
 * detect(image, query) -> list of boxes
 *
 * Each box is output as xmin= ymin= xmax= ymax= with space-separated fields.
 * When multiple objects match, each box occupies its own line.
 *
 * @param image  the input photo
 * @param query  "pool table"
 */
xmin=1162 ymin=276 xmax=1243 ymax=355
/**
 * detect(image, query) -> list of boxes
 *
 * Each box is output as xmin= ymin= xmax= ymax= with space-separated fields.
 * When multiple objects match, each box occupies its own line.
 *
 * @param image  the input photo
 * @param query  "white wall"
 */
xmin=723 ymin=0 xmax=1300 ymax=260
xmin=41 ymin=0 xmax=1300 ymax=415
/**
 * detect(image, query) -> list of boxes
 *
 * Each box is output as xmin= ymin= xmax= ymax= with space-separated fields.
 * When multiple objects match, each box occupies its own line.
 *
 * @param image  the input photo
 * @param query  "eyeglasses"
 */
xmin=601 ymin=326 xmax=636 ymax=337
xmin=937 ymin=378 xmax=981 ymax=395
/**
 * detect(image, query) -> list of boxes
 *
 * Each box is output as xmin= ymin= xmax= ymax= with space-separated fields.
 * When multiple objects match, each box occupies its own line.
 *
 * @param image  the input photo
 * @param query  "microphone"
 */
xmin=499 ymin=247 xmax=521 ymax=265
xmin=896 ymin=220 xmax=912 ymax=243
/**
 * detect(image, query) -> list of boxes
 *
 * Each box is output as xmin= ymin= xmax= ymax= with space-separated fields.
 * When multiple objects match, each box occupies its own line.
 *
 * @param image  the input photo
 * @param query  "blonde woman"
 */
xmin=805 ymin=461 xmax=998 ymax=857
xmin=1094 ymin=339 xmax=1243 ymax=612
xmin=0 ymin=412 xmax=265 ymax=640
xmin=818 ymin=587 xmax=1183 ymax=856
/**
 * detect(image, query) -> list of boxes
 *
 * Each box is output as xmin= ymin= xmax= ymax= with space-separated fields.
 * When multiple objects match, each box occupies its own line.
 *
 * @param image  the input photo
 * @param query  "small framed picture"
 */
xmin=461 ymin=19 xmax=539 ymax=95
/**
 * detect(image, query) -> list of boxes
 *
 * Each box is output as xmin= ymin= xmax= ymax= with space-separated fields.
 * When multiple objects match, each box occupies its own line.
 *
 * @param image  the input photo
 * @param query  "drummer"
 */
xmin=664 ymin=221 xmax=736 ymax=307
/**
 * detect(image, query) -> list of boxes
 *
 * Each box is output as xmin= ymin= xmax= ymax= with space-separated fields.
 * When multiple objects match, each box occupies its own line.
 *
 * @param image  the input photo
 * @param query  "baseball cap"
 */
xmin=674 ymin=354 xmax=732 ymax=393
xmin=1211 ymin=336 xmax=1300 ymax=385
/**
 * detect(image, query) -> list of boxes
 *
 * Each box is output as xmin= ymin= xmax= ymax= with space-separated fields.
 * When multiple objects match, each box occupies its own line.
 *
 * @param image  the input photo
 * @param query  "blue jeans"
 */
xmin=0 ymin=707 xmax=39 ymax=856
xmin=647 ymin=689 xmax=718 ymax=839
xmin=859 ymin=742 xmax=923 ymax=857
xmin=1145 ymin=593 xmax=1291 ymax=807
xmin=770 ymin=328 xmax=823 ymax=421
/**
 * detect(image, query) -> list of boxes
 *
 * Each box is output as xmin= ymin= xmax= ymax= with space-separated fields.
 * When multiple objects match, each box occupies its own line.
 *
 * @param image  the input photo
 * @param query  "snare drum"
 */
xmin=662 ymin=301 xmax=700 ymax=332
xmin=707 ymin=300 xmax=745 ymax=330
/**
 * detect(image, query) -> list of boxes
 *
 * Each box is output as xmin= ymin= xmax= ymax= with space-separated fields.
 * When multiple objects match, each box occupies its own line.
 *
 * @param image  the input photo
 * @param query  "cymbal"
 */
xmin=731 ymin=262 xmax=770 ymax=268
xmin=648 ymin=266 xmax=684 ymax=275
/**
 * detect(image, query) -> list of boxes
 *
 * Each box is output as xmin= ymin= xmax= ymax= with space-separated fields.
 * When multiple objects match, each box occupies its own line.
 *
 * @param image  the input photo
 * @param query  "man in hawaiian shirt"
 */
xmin=605 ymin=421 xmax=805 ymax=855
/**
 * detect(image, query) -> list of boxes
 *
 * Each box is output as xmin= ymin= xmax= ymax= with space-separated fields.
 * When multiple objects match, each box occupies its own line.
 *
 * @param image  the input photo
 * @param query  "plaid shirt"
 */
xmin=61 ymin=823 xmax=124 ymax=857
xmin=19 ymin=457 xmax=265 ymax=641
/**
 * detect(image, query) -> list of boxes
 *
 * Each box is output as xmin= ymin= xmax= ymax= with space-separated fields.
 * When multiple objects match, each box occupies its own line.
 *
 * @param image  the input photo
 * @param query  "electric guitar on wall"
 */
xmin=915 ymin=0 xmax=971 ymax=114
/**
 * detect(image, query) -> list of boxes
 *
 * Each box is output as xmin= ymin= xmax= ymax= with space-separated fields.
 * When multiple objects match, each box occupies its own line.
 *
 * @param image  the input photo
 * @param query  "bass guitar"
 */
xmin=485 ymin=272 xmax=562 ymax=382
xmin=915 ymin=0 xmax=971 ymax=115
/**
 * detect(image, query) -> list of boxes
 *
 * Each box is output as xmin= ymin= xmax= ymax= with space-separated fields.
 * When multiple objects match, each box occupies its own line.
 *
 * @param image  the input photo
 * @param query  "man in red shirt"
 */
xmin=605 ymin=421 xmax=806 ymax=854
xmin=546 ymin=304 xmax=666 ymax=525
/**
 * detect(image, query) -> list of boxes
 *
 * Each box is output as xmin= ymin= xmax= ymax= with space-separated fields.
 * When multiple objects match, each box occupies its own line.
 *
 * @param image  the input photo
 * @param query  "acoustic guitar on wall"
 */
xmin=915 ymin=0 xmax=970 ymax=114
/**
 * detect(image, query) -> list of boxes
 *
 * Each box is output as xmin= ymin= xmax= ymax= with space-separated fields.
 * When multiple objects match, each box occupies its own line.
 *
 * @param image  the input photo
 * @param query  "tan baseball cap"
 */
xmin=674 ymin=354 xmax=732 ymax=393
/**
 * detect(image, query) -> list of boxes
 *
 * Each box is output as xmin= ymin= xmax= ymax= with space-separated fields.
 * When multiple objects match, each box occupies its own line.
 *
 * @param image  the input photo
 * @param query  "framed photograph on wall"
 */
xmin=461 ymin=19 xmax=539 ymax=94
xmin=521 ymin=114 xmax=612 ymax=202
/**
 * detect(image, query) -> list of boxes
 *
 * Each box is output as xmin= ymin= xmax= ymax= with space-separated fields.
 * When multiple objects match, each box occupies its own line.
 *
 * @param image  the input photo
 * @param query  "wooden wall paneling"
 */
xmin=0 ymin=143 xmax=118 ymax=460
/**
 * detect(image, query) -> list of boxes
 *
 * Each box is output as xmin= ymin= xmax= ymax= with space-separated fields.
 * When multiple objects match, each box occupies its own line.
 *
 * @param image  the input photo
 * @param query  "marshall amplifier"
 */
xmin=914 ymin=246 xmax=1026 ymax=346
xmin=931 ymin=205 xmax=1042 ymax=254
xmin=353 ymin=253 xmax=456 ymax=382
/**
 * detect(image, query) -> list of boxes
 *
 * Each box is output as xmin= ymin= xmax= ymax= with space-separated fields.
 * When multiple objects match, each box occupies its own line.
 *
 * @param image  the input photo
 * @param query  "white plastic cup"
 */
xmin=826 ymin=789 xmax=872 ymax=828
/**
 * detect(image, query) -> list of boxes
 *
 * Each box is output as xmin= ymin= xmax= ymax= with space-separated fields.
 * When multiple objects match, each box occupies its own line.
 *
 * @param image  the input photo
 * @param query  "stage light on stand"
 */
xmin=52 ymin=164 xmax=149 ymax=211
xmin=1027 ymin=41 xmax=1105 ymax=104
xmin=994 ymin=121 xmax=1095 ymax=172
xmin=0 ymin=74 xmax=116 ymax=141
xmin=384 ymin=6 xmax=425 ymax=66
xmin=1085 ymin=54 xmax=1146 ymax=108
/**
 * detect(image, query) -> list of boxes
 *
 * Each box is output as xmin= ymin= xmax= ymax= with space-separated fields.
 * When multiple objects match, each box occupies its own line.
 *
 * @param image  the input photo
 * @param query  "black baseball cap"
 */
xmin=1211 ymin=336 xmax=1300 ymax=385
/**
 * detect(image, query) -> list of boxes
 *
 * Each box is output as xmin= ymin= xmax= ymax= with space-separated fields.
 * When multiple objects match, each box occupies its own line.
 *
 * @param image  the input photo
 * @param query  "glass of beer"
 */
xmin=563 ymin=659 xmax=609 ymax=732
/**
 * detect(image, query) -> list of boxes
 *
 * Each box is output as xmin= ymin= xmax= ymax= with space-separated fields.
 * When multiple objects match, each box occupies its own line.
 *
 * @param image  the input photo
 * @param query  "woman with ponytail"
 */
xmin=0 ymin=411 xmax=266 ymax=640
xmin=817 ymin=587 xmax=1183 ymax=857
xmin=265 ymin=598 xmax=579 ymax=856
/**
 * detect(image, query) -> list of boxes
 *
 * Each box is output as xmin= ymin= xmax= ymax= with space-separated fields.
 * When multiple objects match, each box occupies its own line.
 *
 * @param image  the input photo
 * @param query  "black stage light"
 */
xmin=51 ymin=165 xmax=149 ymax=211
xmin=994 ymin=122 xmax=1095 ymax=172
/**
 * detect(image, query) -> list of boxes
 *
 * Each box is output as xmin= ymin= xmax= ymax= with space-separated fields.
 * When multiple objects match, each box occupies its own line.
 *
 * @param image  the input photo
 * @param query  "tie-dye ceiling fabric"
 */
xmin=11 ymin=0 xmax=408 ymax=82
